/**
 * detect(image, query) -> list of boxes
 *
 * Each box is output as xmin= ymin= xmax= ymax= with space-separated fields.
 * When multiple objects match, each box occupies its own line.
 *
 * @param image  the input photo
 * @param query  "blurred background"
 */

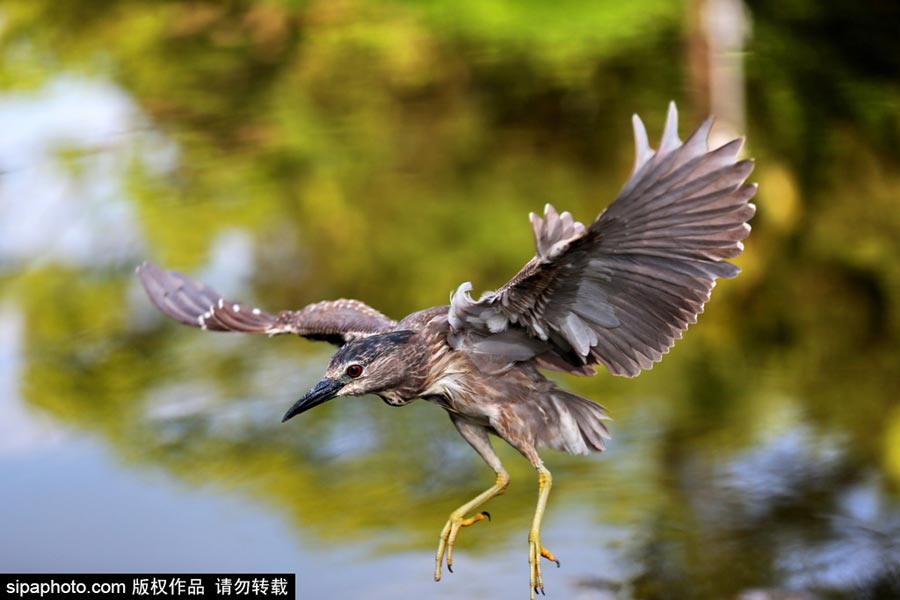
xmin=1 ymin=0 xmax=898 ymax=598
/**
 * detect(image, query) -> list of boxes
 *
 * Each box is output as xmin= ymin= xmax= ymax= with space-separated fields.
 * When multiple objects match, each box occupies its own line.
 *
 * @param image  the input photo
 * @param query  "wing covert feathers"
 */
xmin=449 ymin=102 xmax=757 ymax=377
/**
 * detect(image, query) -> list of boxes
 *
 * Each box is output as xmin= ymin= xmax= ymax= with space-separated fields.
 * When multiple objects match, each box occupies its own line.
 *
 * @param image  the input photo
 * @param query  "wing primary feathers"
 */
xmin=658 ymin=101 xmax=681 ymax=155
xmin=631 ymin=114 xmax=654 ymax=176
xmin=137 ymin=262 xmax=277 ymax=333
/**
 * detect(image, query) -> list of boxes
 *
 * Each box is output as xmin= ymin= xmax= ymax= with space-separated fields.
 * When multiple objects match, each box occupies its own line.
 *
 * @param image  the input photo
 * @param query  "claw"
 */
xmin=540 ymin=545 xmax=559 ymax=567
xmin=433 ymin=471 xmax=509 ymax=585
xmin=435 ymin=509 xmax=495 ymax=581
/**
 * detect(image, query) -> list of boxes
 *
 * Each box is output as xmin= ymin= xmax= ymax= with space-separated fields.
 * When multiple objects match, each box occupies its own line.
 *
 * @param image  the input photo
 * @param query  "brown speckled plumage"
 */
xmin=137 ymin=103 xmax=756 ymax=599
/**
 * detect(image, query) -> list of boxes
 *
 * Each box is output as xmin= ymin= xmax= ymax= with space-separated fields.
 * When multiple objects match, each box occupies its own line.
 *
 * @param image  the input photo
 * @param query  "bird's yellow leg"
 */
xmin=528 ymin=465 xmax=558 ymax=599
xmin=434 ymin=469 xmax=510 ymax=581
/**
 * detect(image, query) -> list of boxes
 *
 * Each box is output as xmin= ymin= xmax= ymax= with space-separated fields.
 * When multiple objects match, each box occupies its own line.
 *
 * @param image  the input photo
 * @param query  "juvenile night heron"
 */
xmin=138 ymin=103 xmax=755 ymax=599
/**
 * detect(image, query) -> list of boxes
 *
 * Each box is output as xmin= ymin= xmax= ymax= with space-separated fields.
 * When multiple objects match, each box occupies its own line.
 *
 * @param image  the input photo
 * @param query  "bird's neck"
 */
xmin=375 ymin=339 xmax=432 ymax=404
xmin=377 ymin=314 xmax=459 ymax=406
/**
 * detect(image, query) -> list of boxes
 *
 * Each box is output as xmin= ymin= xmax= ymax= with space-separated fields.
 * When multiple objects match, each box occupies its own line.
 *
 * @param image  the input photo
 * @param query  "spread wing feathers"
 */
xmin=137 ymin=262 xmax=396 ymax=346
xmin=449 ymin=102 xmax=757 ymax=377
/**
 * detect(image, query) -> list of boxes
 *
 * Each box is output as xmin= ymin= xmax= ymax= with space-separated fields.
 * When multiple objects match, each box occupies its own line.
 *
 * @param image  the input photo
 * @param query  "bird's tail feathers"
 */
xmin=544 ymin=389 xmax=611 ymax=455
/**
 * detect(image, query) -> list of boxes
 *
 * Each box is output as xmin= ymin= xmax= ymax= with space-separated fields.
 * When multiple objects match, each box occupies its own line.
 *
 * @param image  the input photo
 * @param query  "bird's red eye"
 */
xmin=346 ymin=364 xmax=363 ymax=378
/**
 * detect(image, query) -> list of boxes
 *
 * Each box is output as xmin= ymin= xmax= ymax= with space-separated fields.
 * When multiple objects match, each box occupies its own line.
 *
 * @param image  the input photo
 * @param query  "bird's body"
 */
xmin=138 ymin=103 xmax=756 ymax=599
xmin=343 ymin=307 xmax=611 ymax=455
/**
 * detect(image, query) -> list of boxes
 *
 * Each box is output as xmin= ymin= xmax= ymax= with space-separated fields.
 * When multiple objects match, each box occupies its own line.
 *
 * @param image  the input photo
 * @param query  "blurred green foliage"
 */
xmin=1 ymin=0 xmax=899 ymax=597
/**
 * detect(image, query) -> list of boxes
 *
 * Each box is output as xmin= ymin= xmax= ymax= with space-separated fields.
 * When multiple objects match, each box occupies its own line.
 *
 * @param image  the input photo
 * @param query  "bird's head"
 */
xmin=282 ymin=330 xmax=419 ymax=422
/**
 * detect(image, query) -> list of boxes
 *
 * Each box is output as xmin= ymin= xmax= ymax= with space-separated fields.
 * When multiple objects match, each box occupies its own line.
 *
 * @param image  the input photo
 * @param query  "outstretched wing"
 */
xmin=449 ymin=102 xmax=757 ymax=377
xmin=137 ymin=262 xmax=396 ymax=346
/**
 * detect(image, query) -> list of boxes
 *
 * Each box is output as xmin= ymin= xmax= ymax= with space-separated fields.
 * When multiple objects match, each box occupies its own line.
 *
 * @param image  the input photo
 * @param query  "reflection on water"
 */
xmin=0 ymin=79 xmax=146 ymax=268
xmin=1 ymin=1 xmax=899 ymax=598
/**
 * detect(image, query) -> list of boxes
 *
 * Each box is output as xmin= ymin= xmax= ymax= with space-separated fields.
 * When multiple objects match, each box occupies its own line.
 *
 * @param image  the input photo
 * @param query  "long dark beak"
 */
xmin=282 ymin=379 xmax=344 ymax=422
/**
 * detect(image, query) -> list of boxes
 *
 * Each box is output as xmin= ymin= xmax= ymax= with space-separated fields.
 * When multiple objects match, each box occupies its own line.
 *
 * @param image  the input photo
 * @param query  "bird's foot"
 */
xmin=528 ymin=533 xmax=559 ymax=599
xmin=434 ymin=510 xmax=491 ymax=581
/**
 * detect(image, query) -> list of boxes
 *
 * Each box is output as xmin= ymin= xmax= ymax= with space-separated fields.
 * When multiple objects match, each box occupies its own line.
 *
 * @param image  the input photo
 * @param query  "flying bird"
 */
xmin=138 ymin=103 xmax=756 ymax=599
